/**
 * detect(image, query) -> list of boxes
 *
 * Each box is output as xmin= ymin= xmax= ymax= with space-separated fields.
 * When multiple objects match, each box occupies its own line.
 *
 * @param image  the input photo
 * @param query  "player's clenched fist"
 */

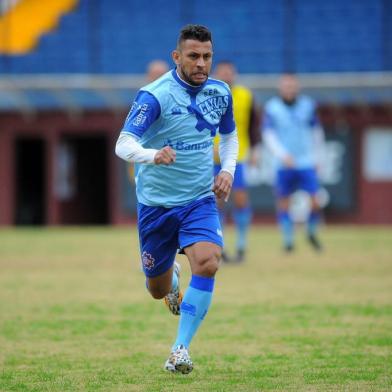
xmin=212 ymin=171 xmax=233 ymax=202
xmin=154 ymin=146 xmax=176 ymax=165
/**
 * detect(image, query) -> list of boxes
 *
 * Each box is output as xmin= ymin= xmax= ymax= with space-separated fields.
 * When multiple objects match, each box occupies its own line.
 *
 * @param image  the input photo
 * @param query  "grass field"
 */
xmin=0 ymin=226 xmax=391 ymax=391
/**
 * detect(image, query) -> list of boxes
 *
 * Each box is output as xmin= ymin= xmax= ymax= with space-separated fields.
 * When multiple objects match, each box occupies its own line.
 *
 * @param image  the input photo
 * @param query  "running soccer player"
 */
xmin=213 ymin=61 xmax=261 ymax=263
xmin=263 ymin=74 xmax=325 ymax=253
xmin=115 ymin=25 xmax=238 ymax=374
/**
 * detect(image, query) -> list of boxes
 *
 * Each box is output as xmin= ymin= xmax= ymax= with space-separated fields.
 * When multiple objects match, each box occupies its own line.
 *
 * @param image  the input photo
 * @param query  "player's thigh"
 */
xmin=178 ymin=197 xmax=223 ymax=276
xmin=275 ymin=168 xmax=296 ymax=199
xmin=138 ymin=203 xmax=179 ymax=279
xmin=298 ymin=169 xmax=320 ymax=198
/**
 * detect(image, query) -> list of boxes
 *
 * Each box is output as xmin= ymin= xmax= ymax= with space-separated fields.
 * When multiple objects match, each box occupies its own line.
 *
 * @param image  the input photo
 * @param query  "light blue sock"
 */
xmin=172 ymin=275 xmax=214 ymax=350
xmin=277 ymin=210 xmax=294 ymax=247
xmin=307 ymin=210 xmax=320 ymax=236
xmin=233 ymin=206 xmax=252 ymax=251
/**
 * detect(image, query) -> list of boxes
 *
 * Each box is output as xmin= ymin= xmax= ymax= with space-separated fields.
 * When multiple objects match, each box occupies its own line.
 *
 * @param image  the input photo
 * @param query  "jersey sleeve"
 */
xmin=219 ymin=93 xmax=236 ymax=134
xmin=122 ymin=90 xmax=161 ymax=138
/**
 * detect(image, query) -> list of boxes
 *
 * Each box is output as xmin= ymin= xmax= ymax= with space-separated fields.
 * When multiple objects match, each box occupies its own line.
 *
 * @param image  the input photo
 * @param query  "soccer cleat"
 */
xmin=164 ymin=345 xmax=193 ymax=374
xmin=308 ymin=234 xmax=323 ymax=252
xmin=164 ymin=261 xmax=183 ymax=316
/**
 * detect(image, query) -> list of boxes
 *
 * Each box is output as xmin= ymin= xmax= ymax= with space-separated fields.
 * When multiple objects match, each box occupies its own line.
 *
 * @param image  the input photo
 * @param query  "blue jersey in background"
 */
xmin=263 ymin=95 xmax=320 ymax=169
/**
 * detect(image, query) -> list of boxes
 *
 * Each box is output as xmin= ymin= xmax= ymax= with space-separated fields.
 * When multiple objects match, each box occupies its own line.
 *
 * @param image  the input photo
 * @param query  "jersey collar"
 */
xmin=171 ymin=68 xmax=207 ymax=94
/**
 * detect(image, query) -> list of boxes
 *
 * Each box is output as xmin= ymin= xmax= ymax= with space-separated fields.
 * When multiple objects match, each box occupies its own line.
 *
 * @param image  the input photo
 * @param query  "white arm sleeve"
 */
xmin=115 ymin=132 xmax=158 ymax=164
xmin=219 ymin=130 xmax=239 ymax=178
xmin=264 ymin=129 xmax=289 ymax=161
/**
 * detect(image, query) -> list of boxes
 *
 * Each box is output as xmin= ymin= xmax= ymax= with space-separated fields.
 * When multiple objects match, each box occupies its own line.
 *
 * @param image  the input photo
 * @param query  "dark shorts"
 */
xmin=276 ymin=168 xmax=320 ymax=197
xmin=137 ymin=196 xmax=223 ymax=278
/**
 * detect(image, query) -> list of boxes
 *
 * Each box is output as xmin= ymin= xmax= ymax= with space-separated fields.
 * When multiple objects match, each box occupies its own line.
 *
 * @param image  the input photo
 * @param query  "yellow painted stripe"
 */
xmin=0 ymin=0 xmax=79 ymax=54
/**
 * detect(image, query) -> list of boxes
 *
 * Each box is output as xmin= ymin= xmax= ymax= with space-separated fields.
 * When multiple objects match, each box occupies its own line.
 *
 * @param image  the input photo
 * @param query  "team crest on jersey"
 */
xmin=197 ymin=95 xmax=229 ymax=116
xmin=186 ymin=89 xmax=231 ymax=136
xmin=142 ymin=251 xmax=155 ymax=270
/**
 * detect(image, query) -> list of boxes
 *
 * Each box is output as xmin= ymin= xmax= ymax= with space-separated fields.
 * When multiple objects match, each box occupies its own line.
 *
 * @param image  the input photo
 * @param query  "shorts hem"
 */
xmin=180 ymin=237 xmax=223 ymax=253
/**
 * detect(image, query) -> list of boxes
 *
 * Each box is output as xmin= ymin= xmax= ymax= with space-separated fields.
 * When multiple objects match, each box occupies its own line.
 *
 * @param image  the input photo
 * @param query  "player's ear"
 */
xmin=172 ymin=50 xmax=180 ymax=66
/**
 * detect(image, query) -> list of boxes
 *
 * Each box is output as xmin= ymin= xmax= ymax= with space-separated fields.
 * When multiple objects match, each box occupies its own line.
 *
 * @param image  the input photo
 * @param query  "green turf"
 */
xmin=0 ymin=226 xmax=391 ymax=391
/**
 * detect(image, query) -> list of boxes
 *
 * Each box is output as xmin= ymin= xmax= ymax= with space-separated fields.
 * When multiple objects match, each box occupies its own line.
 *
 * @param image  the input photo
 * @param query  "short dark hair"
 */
xmin=177 ymin=24 xmax=212 ymax=48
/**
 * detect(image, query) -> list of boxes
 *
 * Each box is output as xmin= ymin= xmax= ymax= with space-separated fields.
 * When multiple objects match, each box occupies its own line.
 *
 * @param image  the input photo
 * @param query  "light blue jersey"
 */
xmin=263 ymin=95 xmax=320 ymax=169
xmin=122 ymin=69 xmax=236 ymax=207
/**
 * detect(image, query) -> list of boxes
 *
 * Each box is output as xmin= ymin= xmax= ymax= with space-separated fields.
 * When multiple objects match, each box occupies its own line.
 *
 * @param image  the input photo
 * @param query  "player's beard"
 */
xmin=179 ymin=65 xmax=207 ymax=86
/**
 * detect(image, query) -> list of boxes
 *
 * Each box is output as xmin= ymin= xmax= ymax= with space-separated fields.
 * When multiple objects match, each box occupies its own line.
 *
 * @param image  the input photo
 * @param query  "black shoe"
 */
xmin=235 ymin=249 xmax=245 ymax=263
xmin=308 ymin=234 xmax=322 ymax=252
xmin=284 ymin=244 xmax=294 ymax=253
xmin=221 ymin=251 xmax=231 ymax=263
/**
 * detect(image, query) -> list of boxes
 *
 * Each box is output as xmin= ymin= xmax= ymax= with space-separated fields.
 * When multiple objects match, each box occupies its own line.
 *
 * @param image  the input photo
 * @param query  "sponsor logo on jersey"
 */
xmin=163 ymin=138 xmax=212 ymax=151
xmin=132 ymin=103 xmax=149 ymax=126
xmin=171 ymin=106 xmax=183 ymax=115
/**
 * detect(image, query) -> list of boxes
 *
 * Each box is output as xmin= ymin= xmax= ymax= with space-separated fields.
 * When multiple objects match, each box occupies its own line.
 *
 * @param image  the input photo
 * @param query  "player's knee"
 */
xmin=148 ymin=287 xmax=169 ymax=299
xmin=198 ymin=252 xmax=220 ymax=277
xmin=204 ymin=261 xmax=219 ymax=277
xmin=146 ymin=280 xmax=171 ymax=299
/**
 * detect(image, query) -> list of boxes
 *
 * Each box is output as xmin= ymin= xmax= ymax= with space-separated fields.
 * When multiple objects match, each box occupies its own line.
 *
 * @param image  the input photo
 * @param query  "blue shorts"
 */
xmin=214 ymin=162 xmax=246 ymax=190
xmin=276 ymin=168 xmax=320 ymax=197
xmin=137 ymin=196 xmax=223 ymax=278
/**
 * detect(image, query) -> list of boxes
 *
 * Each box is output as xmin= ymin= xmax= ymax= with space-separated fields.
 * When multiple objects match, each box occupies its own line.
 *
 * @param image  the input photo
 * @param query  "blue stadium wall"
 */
xmin=0 ymin=0 xmax=391 ymax=74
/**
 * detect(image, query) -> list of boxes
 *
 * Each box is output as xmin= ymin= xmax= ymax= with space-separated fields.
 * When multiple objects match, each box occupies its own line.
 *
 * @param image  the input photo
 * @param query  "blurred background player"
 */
xmin=146 ymin=59 xmax=169 ymax=82
xmin=129 ymin=59 xmax=170 ymax=183
xmin=213 ymin=61 xmax=261 ymax=263
xmin=263 ymin=74 xmax=325 ymax=253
